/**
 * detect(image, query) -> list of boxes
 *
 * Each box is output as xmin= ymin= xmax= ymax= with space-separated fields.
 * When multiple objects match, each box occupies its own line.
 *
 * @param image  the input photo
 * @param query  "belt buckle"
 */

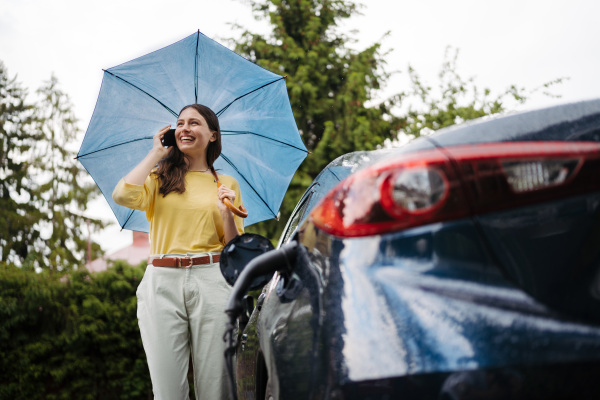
xmin=178 ymin=256 xmax=192 ymax=268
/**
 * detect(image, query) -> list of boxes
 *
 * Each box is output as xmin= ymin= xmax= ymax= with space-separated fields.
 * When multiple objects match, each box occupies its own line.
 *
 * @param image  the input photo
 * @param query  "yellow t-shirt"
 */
xmin=112 ymin=171 xmax=244 ymax=255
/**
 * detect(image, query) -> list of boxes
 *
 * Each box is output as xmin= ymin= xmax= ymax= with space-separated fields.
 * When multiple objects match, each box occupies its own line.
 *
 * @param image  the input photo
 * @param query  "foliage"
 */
xmin=393 ymin=47 xmax=566 ymax=140
xmin=0 ymin=261 xmax=151 ymax=400
xmin=0 ymin=61 xmax=43 ymax=266
xmin=0 ymin=65 xmax=104 ymax=272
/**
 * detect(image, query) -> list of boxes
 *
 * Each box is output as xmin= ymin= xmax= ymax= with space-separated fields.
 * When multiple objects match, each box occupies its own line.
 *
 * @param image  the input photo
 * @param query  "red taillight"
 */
xmin=310 ymin=147 xmax=469 ymax=237
xmin=310 ymin=141 xmax=600 ymax=238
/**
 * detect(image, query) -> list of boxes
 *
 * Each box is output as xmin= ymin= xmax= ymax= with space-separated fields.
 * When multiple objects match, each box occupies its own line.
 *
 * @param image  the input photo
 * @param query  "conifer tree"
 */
xmin=30 ymin=76 xmax=104 ymax=272
xmin=0 ymin=64 xmax=103 ymax=271
xmin=234 ymin=0 xmax=401 ymax=239
xmin=236 ymin=0 xmax=400 ymax=174
xmin=0 ymin=62 xmax=43 ymax=266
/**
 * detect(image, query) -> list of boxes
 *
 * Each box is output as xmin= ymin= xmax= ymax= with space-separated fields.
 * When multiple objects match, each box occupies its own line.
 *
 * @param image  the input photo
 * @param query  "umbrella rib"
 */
xmin=216 ymin=77 xmax=286 ymax=117
xmin=122 ymin=209 xmax=136 ymax=231
xmin=220 ymin=154 xmax=278 ymax=219
xmin=221 ymin=130 xmax=309 ymax=154
xmin=104 ymin=70 xmax=178 ymax=117
xmin=195 ymin=30 xmax=199 ymax=104
xmin=76 ymin=136 xmax=152 ymax=159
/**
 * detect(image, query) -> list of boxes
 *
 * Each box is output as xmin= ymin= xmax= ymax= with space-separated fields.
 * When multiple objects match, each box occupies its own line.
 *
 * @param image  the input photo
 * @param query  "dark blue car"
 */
xmin=229 ymin=99 xmax=600 ymax=400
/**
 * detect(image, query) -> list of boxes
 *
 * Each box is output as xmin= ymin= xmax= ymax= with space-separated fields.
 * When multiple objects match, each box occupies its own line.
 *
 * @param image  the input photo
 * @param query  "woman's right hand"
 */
xmin=122 ymin=126 xmax=174 ymax=185
xmin=151 ymin=125 xmax=174 ymax=158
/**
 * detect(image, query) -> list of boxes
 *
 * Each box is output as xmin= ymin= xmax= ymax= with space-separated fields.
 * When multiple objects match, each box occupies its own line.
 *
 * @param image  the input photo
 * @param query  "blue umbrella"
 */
xmin=77 ymin=31 xmax=308 ymax=232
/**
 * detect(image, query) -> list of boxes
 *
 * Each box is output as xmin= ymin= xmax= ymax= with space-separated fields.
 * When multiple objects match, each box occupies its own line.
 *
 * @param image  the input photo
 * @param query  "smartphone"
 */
xmin=162 ymin=128 xmax=176 ymax=147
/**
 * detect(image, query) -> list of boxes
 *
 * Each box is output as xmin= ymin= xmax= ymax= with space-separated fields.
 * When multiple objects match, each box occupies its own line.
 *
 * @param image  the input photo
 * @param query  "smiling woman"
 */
xmin=112 ymin=103 xmax=245 ymax=400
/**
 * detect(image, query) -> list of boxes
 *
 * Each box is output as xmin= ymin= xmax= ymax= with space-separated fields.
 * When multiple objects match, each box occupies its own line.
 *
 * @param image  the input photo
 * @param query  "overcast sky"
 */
xmin=2 ymin=0 xmax=599 ymax=253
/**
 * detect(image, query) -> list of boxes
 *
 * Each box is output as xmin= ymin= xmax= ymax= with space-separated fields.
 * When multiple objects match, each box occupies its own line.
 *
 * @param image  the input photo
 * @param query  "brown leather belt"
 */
xmin=148 ymin=254 xmax=220 ymax=268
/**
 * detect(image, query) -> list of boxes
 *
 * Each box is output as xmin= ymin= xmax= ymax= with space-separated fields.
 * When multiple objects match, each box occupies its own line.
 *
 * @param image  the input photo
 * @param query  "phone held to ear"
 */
xmin=162 ymin=129 xmax=176 ymax=147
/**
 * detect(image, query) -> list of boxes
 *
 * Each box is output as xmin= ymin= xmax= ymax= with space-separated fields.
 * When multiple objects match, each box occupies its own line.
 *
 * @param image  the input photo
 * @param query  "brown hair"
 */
xmin=153 ymin=104 xmax=222 ymax=196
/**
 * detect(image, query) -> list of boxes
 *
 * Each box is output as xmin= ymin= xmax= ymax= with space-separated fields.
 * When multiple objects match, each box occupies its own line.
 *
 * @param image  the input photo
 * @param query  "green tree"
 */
xmin=233 ymin=0 xmax=401 ymax=240
xmin=0 ymin=61 xmax=43 ymax=267
xmin=29 ymin=76 xmax=104 ymax=273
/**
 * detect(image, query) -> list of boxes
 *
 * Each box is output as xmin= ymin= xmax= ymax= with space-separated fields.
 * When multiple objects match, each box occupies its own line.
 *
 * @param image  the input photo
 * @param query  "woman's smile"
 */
xmin=179 ymin=134 xmax=195 ymax=143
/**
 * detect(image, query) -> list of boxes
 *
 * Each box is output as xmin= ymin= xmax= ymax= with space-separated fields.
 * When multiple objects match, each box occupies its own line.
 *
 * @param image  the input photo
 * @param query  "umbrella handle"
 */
xmin=223 ymin=198 xmax=248 ymax=218
xmin=212 ymin=169 xmax=249 ymax=218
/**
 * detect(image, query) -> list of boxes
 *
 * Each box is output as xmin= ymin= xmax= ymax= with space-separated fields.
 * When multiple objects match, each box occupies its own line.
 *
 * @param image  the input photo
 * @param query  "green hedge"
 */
xmin=0 ymin=261 xmax=151 ymax=400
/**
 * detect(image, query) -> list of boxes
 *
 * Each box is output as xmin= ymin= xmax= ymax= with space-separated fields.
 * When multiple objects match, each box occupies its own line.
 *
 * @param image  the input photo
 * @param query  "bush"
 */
xmin=0 ymin=261 xmax=151 ymax=400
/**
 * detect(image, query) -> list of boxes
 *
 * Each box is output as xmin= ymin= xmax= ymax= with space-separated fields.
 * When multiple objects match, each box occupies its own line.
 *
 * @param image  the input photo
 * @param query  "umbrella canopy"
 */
xmin=77 ymin=31 xmax=308 ymax=232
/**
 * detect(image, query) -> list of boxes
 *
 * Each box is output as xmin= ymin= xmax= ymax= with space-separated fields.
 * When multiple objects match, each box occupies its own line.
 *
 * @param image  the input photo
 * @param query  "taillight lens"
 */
xmin=310 ymin=141 xmax=600 ymax=237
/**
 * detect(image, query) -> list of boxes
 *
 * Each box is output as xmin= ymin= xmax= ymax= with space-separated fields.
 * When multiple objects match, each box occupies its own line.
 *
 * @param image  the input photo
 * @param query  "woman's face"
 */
xmin=175 ymin=107 xmax=216 ymax=158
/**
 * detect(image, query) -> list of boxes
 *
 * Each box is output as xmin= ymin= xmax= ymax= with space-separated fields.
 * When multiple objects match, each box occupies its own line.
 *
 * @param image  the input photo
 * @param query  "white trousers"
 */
xmin=136 ymin=256 xmax=232 ymax=400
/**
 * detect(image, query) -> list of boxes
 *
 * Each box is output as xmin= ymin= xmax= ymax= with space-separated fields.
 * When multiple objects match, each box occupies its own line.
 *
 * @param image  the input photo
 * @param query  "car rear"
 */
xmin=303 ymin=99 xmax=600 ymax=398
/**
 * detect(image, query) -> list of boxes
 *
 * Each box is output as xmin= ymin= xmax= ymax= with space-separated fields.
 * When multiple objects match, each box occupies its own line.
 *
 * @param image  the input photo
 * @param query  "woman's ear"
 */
xmin=209 ymin=131 xmax=217 ymax=142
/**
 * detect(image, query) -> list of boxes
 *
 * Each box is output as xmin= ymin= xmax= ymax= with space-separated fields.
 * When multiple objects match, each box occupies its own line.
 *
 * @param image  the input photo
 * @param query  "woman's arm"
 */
xmin=123 ymin=126 xmax=172 ymax=185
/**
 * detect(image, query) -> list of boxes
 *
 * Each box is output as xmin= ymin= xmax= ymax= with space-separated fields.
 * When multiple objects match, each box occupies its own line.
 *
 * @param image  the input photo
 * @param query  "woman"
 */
xmin=113 ymin=104 xmax=244 ymax=399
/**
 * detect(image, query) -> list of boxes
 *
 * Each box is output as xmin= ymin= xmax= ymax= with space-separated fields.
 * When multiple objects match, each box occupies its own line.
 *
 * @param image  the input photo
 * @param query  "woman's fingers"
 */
xmin=217 ymin=185 xmax=235 ymax=203
xmin=155 ymin=126 xmax=171 ymax=142
xmin=151 ymin=126 xmax=173 ymax=154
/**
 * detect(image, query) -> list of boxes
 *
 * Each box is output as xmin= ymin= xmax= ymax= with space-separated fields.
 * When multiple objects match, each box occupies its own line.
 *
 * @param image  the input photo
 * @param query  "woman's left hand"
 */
xmin=217 ymin=184 xmax=236 ymax=213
